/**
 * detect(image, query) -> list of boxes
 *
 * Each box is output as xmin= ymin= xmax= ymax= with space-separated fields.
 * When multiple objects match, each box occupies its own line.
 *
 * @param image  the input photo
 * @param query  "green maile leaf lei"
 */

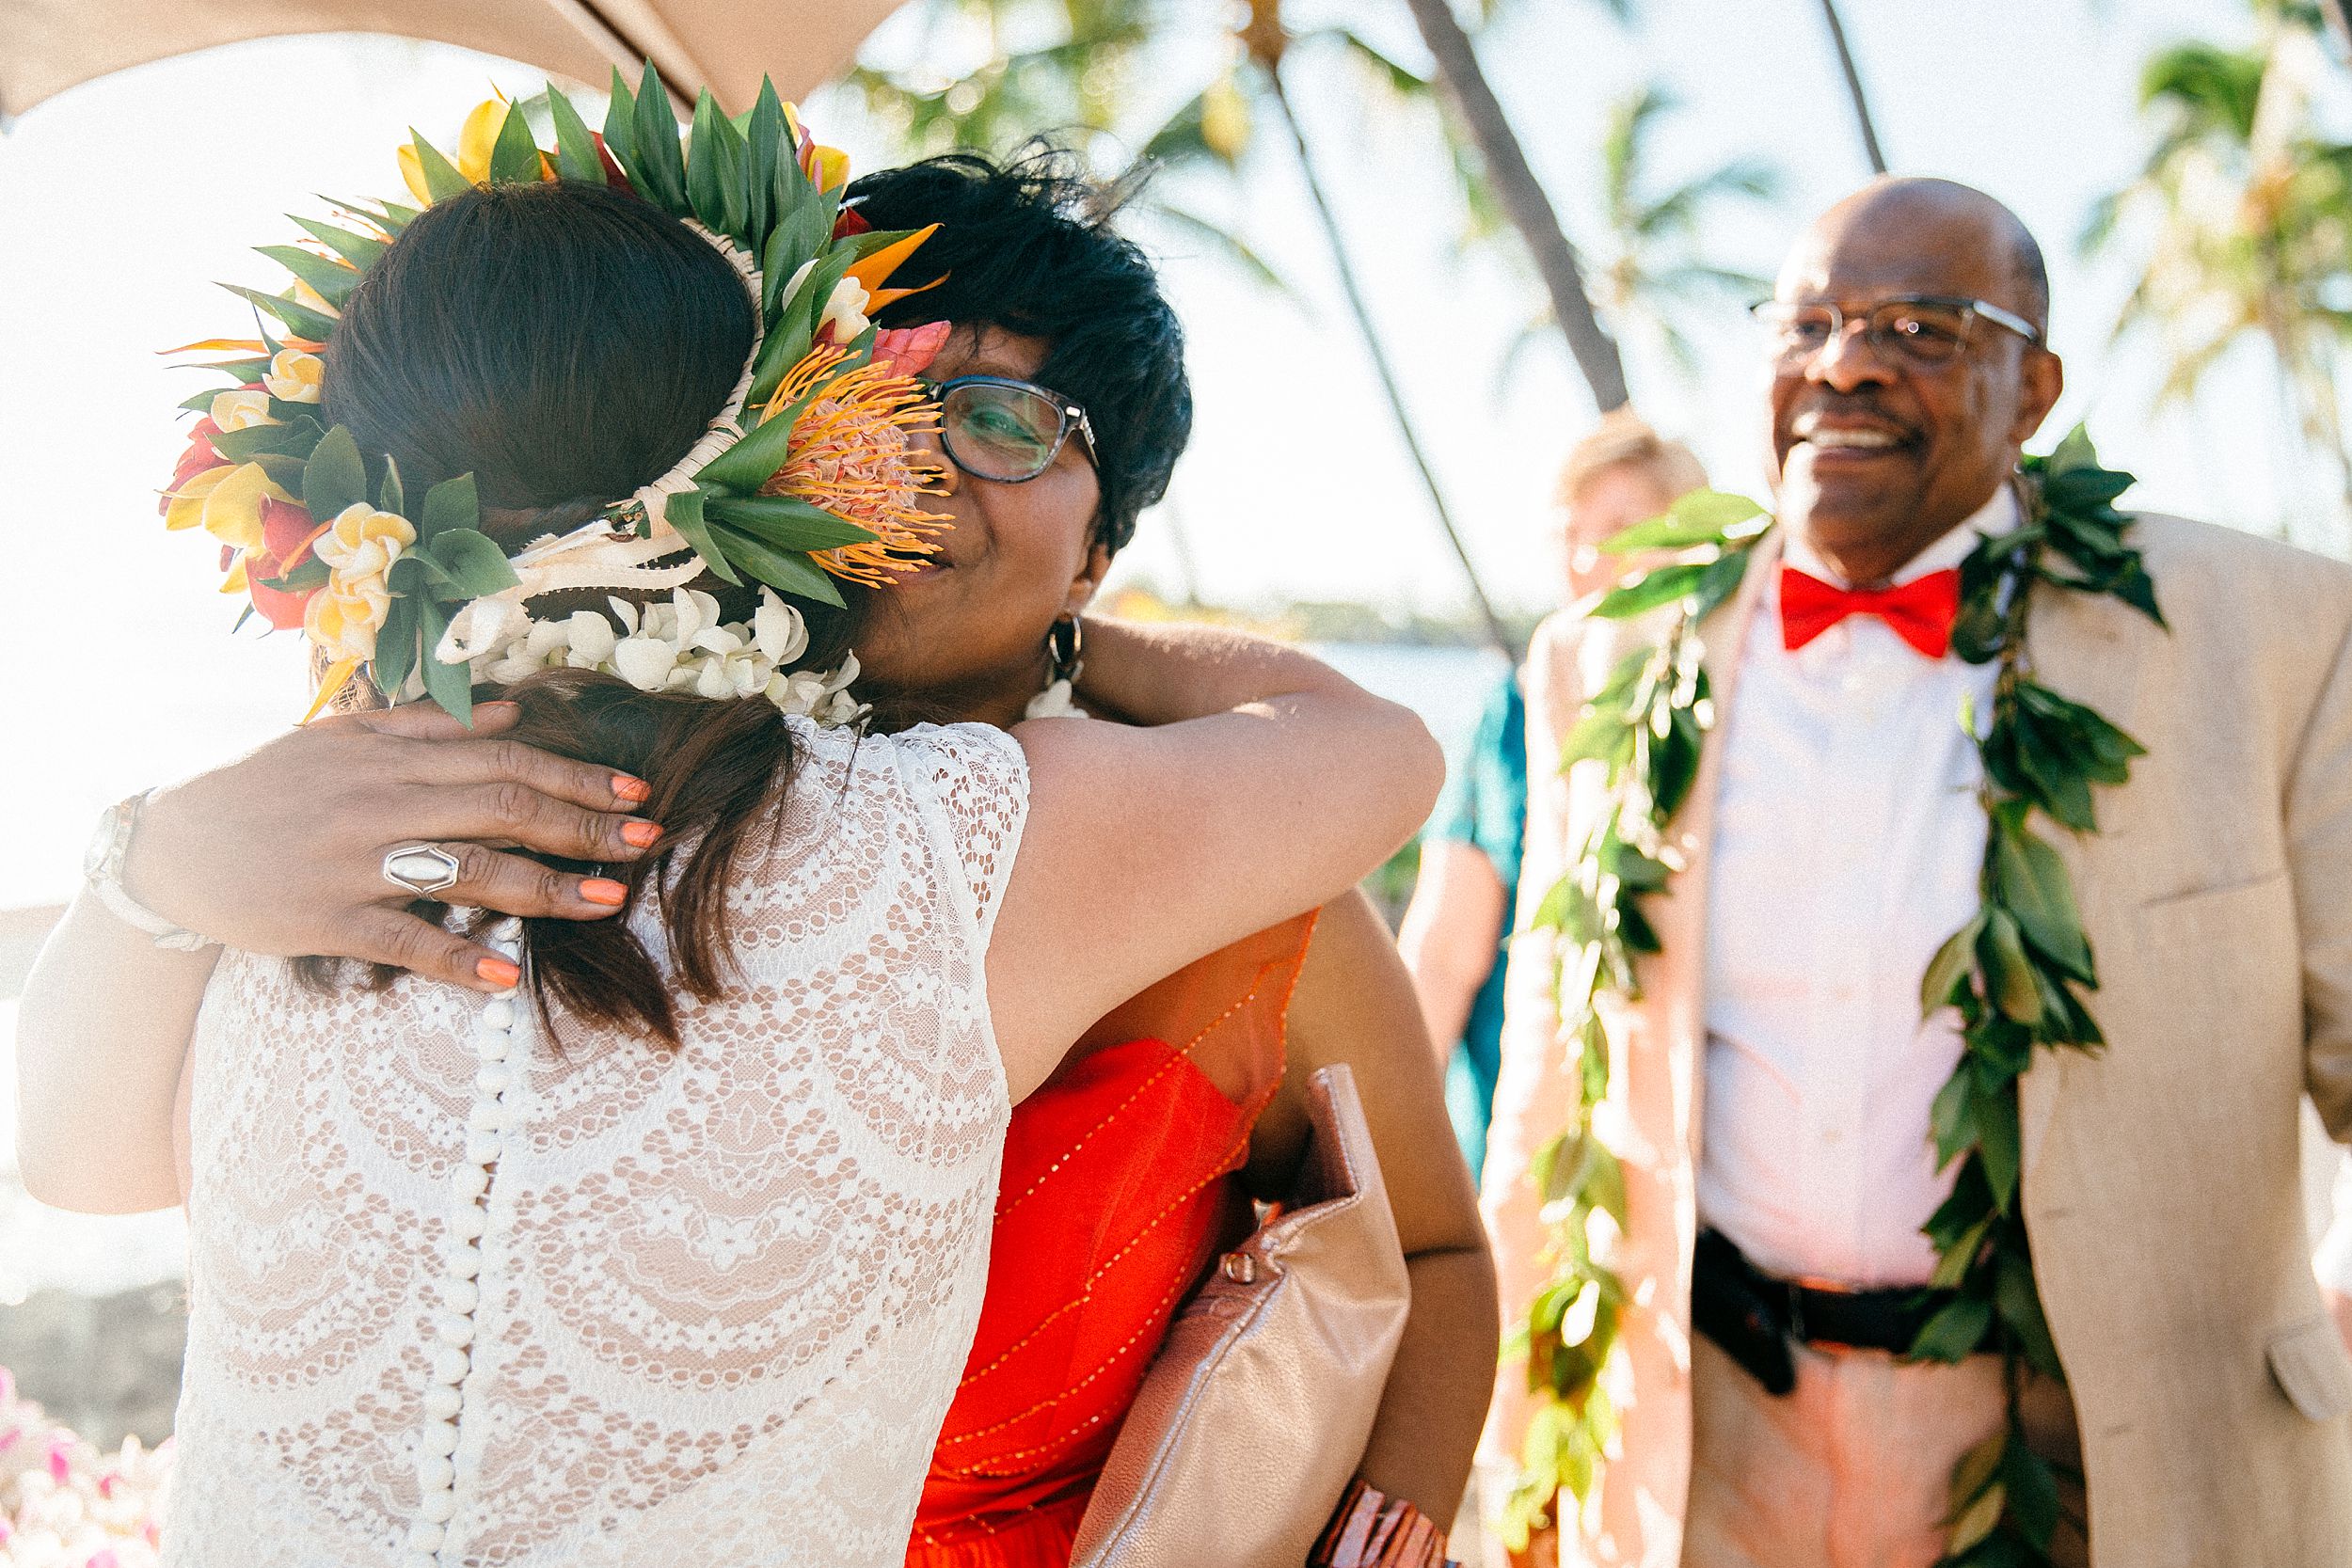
xmin=1503 ymin=429 xmax=2159 ymax=1568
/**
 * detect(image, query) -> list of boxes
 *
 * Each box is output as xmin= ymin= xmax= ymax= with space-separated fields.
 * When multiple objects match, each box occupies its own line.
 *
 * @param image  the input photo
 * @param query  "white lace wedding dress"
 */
xmin=166 ymin=720 xmax=1028 ymax=1568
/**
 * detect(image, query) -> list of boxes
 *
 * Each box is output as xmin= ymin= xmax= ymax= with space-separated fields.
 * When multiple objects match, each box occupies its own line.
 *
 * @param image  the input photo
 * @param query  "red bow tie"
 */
xmin=1779 ymin=564 xmax=1962 ymax=658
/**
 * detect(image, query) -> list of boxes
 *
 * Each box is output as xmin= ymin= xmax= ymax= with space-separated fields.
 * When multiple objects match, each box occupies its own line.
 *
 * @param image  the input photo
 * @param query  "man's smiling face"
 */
xmin=1766 ymin=180 xmax=2063 ymax=585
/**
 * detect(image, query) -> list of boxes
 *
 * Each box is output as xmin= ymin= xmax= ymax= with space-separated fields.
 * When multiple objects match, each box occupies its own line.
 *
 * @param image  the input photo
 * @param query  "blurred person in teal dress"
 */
xmin=1398 ymin=411 xmax=1708 ymax=1179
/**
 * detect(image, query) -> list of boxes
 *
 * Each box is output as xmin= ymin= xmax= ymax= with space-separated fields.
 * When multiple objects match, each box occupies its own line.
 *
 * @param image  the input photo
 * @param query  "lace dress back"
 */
xmin=167 ymin=719 xmax=1029 ymax=1568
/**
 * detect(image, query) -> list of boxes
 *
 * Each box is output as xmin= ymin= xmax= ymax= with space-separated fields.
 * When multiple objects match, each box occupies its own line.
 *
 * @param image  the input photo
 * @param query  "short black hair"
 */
xmin=846 ymin=149 xmax=1190 ymax=553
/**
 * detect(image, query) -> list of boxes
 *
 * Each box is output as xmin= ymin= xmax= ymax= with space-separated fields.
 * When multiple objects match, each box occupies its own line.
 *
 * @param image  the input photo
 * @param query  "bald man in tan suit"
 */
xmin=1479 ymin=180 xmax=2352 ymax=1567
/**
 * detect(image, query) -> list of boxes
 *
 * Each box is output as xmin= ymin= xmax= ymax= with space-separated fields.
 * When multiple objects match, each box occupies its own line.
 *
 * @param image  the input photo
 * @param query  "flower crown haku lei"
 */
xmin=159 ymin=65 xmax=959 ymax=726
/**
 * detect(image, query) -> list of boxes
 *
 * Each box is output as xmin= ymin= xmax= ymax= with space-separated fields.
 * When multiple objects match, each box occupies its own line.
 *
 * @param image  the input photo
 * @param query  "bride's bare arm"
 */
xmin=13 ymin=702 xmax=656 ymax=1214
xmin=991 ymin=619 xmax=1442 ymax=1098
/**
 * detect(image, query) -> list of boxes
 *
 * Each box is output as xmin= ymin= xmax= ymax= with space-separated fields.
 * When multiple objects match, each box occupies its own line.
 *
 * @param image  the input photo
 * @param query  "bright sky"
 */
xmin=0 ymin=0 xmax=2338 ymax=909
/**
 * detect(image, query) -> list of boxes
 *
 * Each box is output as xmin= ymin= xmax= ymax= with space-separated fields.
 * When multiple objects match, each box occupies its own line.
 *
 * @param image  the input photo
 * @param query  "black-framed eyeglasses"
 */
xmin=1750 ymin=293 xmax=2044 ymax=368
xmin=927 ymin=375 xmax=1100 ymax=483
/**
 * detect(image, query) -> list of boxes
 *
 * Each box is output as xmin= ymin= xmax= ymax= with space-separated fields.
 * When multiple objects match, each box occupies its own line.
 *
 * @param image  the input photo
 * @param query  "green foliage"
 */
xmin=1504 ymin=436 xmax=2152 ymax=1561
xmin=1504 ymin=499 xmax=1766 ymax=1540
xmin=300 ymin=425 xmax=368 ymax=521
xmin=1912 ymin=432 xmax=2154 ymax=1568
xmin=2086 ymin=10 xmax=2352 ymax=545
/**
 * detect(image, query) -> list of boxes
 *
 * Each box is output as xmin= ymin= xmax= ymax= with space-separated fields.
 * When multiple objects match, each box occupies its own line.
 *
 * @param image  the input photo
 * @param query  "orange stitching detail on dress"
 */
xmin=946 ymin=1117 xmax=1256 ymax=1398
xmin=931 ymin=1264 xmax=1197 ymax=1473
xmin=993 ymin=956 xmax=1291 ymax=1220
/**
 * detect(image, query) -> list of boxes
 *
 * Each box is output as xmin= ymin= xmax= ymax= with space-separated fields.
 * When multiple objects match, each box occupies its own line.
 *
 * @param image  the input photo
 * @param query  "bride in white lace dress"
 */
xmin=16 ymin=176 xmax=1439 ymax=1565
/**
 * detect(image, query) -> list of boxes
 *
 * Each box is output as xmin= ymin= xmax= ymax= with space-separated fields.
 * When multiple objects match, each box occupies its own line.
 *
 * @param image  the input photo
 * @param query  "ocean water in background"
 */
xmin=1311 ymin=641 xmax=1513 ymax=768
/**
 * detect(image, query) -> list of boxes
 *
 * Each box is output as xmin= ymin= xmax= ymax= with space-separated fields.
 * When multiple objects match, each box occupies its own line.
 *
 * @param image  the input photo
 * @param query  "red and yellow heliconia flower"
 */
xmin=242 ymin=498 xmax=330 ymax=629
xmin=755 ymin=347 xmax=950 ymax=586
xmin=782 ymin=103 xmax=850 ymax=193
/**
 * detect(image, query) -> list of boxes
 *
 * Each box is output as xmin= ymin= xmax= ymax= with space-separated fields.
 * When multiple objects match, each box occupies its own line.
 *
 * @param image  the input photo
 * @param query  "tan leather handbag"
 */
xmin=1069 ymin=1063 xmax=1412 ymax=1568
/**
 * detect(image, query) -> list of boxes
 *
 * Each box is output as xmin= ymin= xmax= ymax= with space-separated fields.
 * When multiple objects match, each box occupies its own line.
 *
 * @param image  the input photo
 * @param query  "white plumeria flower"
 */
xmin=210 ymin=388 xmax=276 ymax=432
xmin=262 ymin=347 xmax=325 ymax=404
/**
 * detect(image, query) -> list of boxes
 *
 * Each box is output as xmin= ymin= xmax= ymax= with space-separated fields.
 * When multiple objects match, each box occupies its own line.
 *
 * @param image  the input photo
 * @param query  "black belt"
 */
xmin=1692 ymin=1228 xmax=1962 ymax=1396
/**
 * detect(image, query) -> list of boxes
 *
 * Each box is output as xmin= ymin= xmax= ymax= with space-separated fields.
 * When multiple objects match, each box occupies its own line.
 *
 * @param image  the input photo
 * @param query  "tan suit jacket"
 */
xmin=1479 ymin=514 xmax=2352 ymax=1567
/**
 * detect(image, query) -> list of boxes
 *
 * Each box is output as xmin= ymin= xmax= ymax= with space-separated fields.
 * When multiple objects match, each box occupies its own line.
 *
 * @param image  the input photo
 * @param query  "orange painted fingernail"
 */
xmin=620 ymin=820 xmax=663 ymax=847
xmin=580 ymin=878 xmax=627 ymax=907
xmin=475 ymin=957 xmax=521 ymax=987
xmin=612 ymin=774 xmax=651 ymax=803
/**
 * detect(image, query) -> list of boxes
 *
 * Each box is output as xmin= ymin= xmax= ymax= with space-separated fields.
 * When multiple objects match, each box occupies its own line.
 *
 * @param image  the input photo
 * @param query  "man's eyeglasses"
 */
xmin=1751 ymin=294 xmax=2044 ymax=369
xmin=927 ymin=375 xmax=1099 ymax=483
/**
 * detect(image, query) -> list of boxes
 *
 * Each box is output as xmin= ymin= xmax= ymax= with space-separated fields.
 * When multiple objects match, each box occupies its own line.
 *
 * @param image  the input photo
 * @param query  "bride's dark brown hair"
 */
xmin=312 ymin=179 xmax=869 ymax=1045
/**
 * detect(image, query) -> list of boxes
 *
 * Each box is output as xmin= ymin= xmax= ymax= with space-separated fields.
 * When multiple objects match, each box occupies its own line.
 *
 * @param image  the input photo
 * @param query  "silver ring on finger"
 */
xmin=382 ymin=843 xmax=464 ymax=898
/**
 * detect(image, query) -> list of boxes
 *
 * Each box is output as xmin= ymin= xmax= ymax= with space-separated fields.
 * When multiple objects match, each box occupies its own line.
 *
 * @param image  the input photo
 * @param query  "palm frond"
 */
xmin=1143 ymin=203 xmax=1299 ymax=300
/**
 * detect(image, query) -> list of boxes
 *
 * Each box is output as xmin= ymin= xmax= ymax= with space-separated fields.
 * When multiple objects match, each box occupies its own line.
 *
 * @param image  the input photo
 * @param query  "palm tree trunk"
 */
xmin=1396 ymin=0 xmax=1630 ymax=413
xmin=1814 ymin=0 xmax=1890 ymax=174
xmin=1263 ymin=66 xmax=1517 ymax=654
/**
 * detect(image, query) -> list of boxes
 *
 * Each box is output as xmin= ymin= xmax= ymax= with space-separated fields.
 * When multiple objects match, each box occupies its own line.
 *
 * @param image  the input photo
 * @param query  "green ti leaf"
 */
xmin=416 ymin=597 xmax=473 ymax=724
xmin=1559 ymin=708 xmax=1634 ymax=769
xmin=424 ymin=529 xmax=521 ymax=599
xmin=1593 ymin=562 xmax=1708 ymax=619
xmin=302 ymin=424 xmax=369 ymax=522
xmin=486 ymin=101 xmax=542 ymax=184
xmin=1909 ymin=1291 xmax=1994 ymax=1364
xmin=419 ymin=472 xmax=480 ymax=542
xmin=546 ymin=88 xmax=609 ymax=184
xmin=741 ymin=81 xmax=788 ymax=246
xmin=1992 ymin=824 xmax=2095 ymax=985
xmin=1994 ymin=1250 xmax=2063 ymax=1379
xmin=704 ymin=494 xmax=877 ymax=551
xmin=406 ymin=132 xmax=472 ymax=201
xmin=378 ymin=454 xmax=405 ymax=516
xmin=663 ymin=488 xmax=740 ymax=586
xmin=600 ymin=68 xmax=641 ymax=174
xmin=1600 ymin=489 xmax=1768 ymax=555
xmin=628 ymin=60 xmax=689 ymax=212
xmin=256 ymin=245 xmax=362 ymax=309
xmin=220 ymin=283 xmax=337 ymax=343
xmin=695 ymin=404 xmax=800 ymax=494
xmin=1974 ymin=1088 xmax=2023 ymax=1212
xmin=287 ymin=215 xmax=388 ymax=270
xmin=1977 ymin=908 xmax=2044 ymax=1025
xmin=686 ymin=91 xmax=749 ymax=243
xmin=1923 ymin=913 xmax=1986 ymax=1012
xmin=371 ymin=591 xmax=421 ymax=701
xmin=711 ymin=522 xmax=844 ymax=607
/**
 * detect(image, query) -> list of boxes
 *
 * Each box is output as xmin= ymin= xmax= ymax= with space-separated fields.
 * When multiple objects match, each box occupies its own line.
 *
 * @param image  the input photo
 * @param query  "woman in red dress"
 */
xmin=839 ymin=152 xmax=1501 ymax=1566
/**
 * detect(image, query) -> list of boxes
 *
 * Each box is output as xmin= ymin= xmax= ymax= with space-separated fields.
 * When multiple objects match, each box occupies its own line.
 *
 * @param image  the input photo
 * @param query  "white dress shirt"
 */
xmin=1698 ymin=490 xmax=2013 ymax=1289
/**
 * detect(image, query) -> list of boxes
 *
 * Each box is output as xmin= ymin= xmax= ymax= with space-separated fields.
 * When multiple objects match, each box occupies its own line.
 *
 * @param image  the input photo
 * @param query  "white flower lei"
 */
xmin=448 ymin=586 xmax=866 ymax=728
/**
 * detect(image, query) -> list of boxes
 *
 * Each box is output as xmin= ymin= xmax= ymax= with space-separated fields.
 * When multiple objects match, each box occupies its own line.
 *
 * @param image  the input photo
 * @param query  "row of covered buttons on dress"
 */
xmin=403 ymin=927 xmax=524 ymax=1568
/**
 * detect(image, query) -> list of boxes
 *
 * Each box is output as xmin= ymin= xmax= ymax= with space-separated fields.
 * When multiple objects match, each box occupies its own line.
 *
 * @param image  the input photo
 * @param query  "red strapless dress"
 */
xmin=905 ymin=913 xmax=1319 ymax=1568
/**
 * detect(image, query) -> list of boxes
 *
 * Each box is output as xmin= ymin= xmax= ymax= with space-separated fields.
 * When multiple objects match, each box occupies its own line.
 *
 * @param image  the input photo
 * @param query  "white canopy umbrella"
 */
xmin=1 ymin=0 xmax=907 ymax=119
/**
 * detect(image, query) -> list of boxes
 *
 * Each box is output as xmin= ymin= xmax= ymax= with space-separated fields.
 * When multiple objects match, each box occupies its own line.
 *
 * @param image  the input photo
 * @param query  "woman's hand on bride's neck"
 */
xmin=852 ymin=325 xmax=1111 ymax=731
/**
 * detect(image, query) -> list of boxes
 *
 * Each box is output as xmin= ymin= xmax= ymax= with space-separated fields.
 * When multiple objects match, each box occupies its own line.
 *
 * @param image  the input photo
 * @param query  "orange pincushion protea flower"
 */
xmin=756 ymin=348 xmax=951 ymax=586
